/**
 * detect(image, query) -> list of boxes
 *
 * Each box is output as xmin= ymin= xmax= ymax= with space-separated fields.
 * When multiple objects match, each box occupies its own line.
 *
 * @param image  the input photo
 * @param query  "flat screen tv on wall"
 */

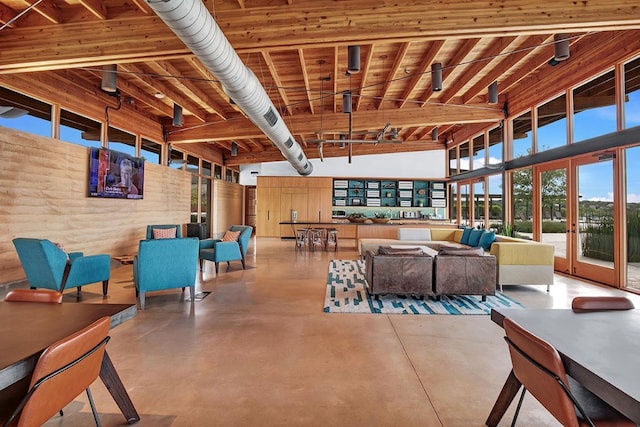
xmin=89 ymin=147 xmax=144 ymax=199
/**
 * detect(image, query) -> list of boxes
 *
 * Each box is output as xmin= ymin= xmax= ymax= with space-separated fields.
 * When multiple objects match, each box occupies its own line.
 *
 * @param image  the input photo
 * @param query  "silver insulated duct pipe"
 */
xmin=148 ymin=0 xmax=313 ymax=175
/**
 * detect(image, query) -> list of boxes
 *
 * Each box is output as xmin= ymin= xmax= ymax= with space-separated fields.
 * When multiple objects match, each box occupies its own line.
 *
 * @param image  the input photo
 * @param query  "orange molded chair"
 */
xmin=571 ymin=296 xmax=635 ymax=312
xmin=2 ymin=317 xmax=111 ymax=427
xmin=503 ymin=317 xmax=634 ymax=427
xmin=4 ymin=289 xmax=63 ymax=304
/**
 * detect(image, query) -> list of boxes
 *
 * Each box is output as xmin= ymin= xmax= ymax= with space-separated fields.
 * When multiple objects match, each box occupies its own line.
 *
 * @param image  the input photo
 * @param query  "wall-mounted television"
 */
xmin=89 ymin=147 xmax=144 ymax=199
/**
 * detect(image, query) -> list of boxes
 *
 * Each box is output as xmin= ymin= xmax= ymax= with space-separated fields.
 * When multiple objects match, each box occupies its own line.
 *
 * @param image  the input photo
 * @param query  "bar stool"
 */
xmin=325 ymin=228 xmax=338 ymax=252
xmin=295 ymin=228 xmax=310 ymax=250
xmin=307 ymin=228 xmax=325 ymax=251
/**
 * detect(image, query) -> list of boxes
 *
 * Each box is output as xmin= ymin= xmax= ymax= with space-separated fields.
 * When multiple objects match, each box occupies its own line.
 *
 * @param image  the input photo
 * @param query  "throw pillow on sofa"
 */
xmin=478 ymin=230 xmax=496 ymax=250
xmin=468 ymin=229 xmax=485 ymax=247
xmin=460 ymin=227 xmax=473 ymax=245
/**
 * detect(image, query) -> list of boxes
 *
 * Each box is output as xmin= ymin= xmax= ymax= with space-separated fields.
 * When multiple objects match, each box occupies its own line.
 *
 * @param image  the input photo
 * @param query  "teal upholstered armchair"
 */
xmin=199 ymin=225 xmax=252 ymax=273
xmin=12 ymin=238 xmax=111 ymax=295
xmin=133 ymin=237 xmax=199 ymax=309
xmin=146 ymin=224 xmax=182 ymax=239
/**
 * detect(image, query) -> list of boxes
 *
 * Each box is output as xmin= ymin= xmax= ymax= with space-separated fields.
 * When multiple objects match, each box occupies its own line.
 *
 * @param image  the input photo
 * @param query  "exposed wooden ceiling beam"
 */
xmin=150 ymin=60 xmax=228 ymax=120
xmin=0 ymin=2 xmax=16 ymax=28
xmin=376 ymin=42 xmax=410 ymax=110
xmin=78 ymin=0 xmax=107 ymax=20
xmin=397 ymin=40 xmax=445 ymax=108
xmin=169 ymin=103 xmax=503 ymax=142
xmin=261 ymin=51 xmax=292 ymax=116
xmin=3 ymin=1 xmax=640 ymax=73
xmin=421 ymin=38 xmax=480 ymax=105
xmin=119 ymin=63 xmax=208 ymax=122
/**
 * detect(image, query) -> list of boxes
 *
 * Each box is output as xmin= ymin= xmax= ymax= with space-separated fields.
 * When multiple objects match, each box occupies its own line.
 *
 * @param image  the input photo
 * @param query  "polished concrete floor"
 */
xmin=7 ymin=237 xmax=639 ymax=427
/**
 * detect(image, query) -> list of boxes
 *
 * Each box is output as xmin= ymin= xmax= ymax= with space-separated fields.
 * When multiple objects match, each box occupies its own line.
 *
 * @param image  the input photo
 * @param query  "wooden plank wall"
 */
xmin=212 ymin=180 xmax=244 ymax=238
xmin=0 ymin=126 xmax=191 ymax=284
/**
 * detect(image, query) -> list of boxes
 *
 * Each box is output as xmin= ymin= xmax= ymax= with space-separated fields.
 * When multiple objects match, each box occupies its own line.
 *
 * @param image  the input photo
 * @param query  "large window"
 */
xmin=472 ymin=134 xmax=485 ymax=169
xmin=460 ymin=184 xmax=470 ymax=225
xmin=141 ymin=138 xmax=162 ymax=164
xmin=573 ymin=69 xmax=617 ymax=141
xmin=449 ymin=183 xmax=458 ymax=221
xmin=60 ymin=109 xmax=102 ymax=148
xmin=169 ymin=147 xmax=185 ymax=169
xmin=624 ymin=56 xmax=640 ymax=130
xmin=0 ymin=86 xmax=52 ymax=138
xmin=201 ymin=161 xmax=212 ymax=225
xmin=448 ymin=146 xmax=458 ymax=176
xmin=108 ymin=126 xmax=136 ymax=156
xmin=488 ymin=126 xmax=503 ymax=165
xmin=537 ymin=94 xmax=567 ymax=152
xmin=487 ymin=174 xmax=503 ymax=229
xmin=511 ymin=168 xmax=533 ymax=234
xmin=512 ymin=110 xmax=532 ymax=158
xmin=459 ymin=141 xmax=470 ymax=173
xmin=473 ymin=180 xmax=485 ymax=227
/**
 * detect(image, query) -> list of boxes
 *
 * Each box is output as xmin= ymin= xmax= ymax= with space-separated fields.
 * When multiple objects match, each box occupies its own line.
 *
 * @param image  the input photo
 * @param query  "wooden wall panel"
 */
xmin=212 ymin=180 xmax=244 ymax=237
xmin=0 ymin=126 xmax=191 ymax=285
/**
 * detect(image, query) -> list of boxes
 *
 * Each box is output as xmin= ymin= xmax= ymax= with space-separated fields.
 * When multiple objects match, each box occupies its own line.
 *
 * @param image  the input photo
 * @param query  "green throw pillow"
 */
xmin=460 ymin=227 xmax=473 ymax=245
xmin=468 ymin=229 xmax=485 ymax=247
xmin=479 ymin=230 xmax=496 ymax=250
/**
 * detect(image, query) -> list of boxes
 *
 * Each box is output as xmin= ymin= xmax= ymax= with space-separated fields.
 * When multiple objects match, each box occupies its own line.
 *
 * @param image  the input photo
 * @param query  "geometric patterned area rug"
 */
xmin=324 ymin=259 xmax=525 ymax=315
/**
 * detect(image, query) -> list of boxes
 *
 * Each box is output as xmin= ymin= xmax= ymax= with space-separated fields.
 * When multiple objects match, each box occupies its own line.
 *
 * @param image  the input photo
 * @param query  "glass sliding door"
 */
xmin=625 ymin=146 xmax=640 ymax=291
xmin=573 ymin=158 xmax=615 ymax=285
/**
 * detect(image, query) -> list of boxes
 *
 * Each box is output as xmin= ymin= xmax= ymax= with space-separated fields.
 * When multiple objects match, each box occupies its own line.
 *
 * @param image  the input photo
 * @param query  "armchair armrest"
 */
xmin=199 ymin=239 xmax=221 ymax=250
xmin=68 ymin=252 xmax=84 ymax=260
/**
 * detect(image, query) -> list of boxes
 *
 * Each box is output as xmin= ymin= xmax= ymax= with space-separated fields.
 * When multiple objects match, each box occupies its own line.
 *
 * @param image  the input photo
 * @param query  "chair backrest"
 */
xmin=4 ymin=289 xmax=63 ymax=303
xmin=5 ymin=317 xmax=111 ymax=427
xmin=146 ymin=224 xmax=182 ymax=240
xmin=12 ymin=238 xmax=67 ymax=291
xmin=136 ymin=237 xmax=199 ymax=292
xmin=503 ymin=318 xmax=581 ymax=427
xmin=229 ymin=225 xmax=252 ymax=257
xmin=571 ymin=296 xmax=635 ymax=312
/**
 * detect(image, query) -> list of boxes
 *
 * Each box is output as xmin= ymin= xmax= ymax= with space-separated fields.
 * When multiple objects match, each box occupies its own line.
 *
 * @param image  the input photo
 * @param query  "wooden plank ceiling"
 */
xmin=0 ymin=0 xmax=639 ymax=166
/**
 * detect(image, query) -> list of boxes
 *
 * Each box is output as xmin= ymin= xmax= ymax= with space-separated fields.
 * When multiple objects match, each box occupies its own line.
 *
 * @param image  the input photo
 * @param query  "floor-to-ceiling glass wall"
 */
xmin=473 ymin=180 xmax=485 ymax=228
xmin=511 ymin=167 xmax=533 ymax=238
xmin=537 ymin=162 xmax=569 ymax=272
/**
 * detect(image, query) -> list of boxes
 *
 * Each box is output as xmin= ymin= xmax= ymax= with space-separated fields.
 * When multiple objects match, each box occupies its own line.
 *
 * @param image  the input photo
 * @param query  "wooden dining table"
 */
xmin=487 ymin=307 xmax=640 ymax=426
xmin=0 ymin=301 xmax=140 ymax=424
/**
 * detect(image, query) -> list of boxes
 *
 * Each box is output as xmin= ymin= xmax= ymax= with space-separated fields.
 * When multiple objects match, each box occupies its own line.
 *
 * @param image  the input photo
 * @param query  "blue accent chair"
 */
xmin=146 ymin=224 xmax=182 ymax=239
xmin=133 ymin=237 xmax=199 ymax=309
xmin=12 ymin=238 xmax=111 ymax=296
xmin=199 ymin=225 xmax=252 ymax=273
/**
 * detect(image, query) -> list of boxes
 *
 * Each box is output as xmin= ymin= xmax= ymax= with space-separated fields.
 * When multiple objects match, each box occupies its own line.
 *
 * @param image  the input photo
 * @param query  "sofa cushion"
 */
xmin=397 ymin=228 xmax=431 ymax=241
xmin=438 ymin=247 xmax=484 ymax=257
xmin=378 ymin=246 xmax=426 ymax=256
xmin=479 ymin=230 xmax=496 ymax=250
xmin=460 ymin=227 xmax=473 ymax=245
xmin=468 ymin=229 xmax=485 ymax=247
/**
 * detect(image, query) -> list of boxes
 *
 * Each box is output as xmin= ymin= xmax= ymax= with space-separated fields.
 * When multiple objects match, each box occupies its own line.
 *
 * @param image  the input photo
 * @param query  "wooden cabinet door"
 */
xmin=280 ymin=188 xmax=308 ymax=237
xmin=308 ymin=187 xmax=333 ymax=222
xmin=256 ymin=187 xmax=281 ymax=237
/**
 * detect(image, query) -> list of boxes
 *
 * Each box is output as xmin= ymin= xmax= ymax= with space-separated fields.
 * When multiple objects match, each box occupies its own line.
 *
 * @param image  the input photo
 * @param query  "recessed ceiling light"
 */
xmin=154 ymin=92 xmax=165 ymax=99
